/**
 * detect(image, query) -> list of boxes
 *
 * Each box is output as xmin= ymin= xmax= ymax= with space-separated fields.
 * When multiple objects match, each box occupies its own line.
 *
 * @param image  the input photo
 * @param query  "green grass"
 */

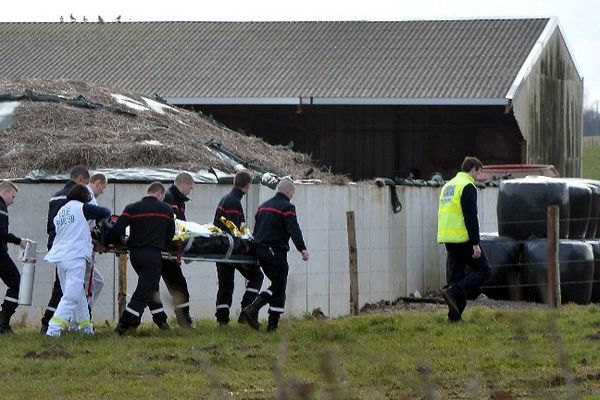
xmin=3 ymin=306 xmax=600 ymax=399
xmin=583 ymin=145 xmax=600 ymax=180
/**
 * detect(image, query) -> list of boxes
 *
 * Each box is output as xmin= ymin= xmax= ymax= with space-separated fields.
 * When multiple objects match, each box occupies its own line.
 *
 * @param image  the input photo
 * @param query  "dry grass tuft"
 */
xmin=0 ymin=78 xmax=346 ymax=183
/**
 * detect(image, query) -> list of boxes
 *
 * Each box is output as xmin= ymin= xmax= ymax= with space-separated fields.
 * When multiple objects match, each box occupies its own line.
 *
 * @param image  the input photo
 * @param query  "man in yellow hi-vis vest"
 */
xmin=437 ymin=156 xmax=490 ymax=322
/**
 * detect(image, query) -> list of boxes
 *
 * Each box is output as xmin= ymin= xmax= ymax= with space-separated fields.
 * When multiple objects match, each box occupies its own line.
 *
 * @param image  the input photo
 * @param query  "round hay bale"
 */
xmin=479 ymin=234 xmax=522 ymax=301
xmin=521 ymin=239 xmax=594 ymax=305
xmin=497 ymin=177 xmax=569 ymax=240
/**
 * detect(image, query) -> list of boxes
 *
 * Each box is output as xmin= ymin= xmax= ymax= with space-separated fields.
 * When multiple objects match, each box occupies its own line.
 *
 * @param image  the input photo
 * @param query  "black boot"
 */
xmin=239 ymin=296 xmax=267 ymax=330
xmin=267 ymin=314 xmax=280 ymax=333
xmin=175 ymin=308 xmax=193 ymax=329
xmin=237 ymin=297 xmax=255 ymax=326
xmin=155 ymin=320 xmax=171 ymax=330
xmin=0 ymin=310 xmax=13 ymax=334
xmin=216 ymin=308 xmax=230 ymax=327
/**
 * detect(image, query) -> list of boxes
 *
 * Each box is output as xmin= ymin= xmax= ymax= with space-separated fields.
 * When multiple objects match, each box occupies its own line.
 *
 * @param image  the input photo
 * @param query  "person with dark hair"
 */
xmin=240 ymin=178 xmax=309 ymax=332
xmin=213 ymin=170 xmax=264 ymax=326
xmin=44 ymin=184 xmax=110 ymax=337
xmin=437 ymin=156 xmax=490 ymax=322
xmin=40 ymin=165 xmax=91 ymax=334
xmin=148 ymin=172 xmax=195 ymax=329
xmin=112 ymin=182 xmax=176 ymax=335
xmin=0 ymin=181 xmax=30 ymax=334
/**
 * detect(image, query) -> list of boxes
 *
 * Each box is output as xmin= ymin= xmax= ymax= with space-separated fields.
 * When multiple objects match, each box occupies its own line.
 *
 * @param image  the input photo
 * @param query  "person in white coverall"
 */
xmin=85 ymin=173 xmax=108 ymax=309
xmin=45 ymin=184 xmax=110 ymax=337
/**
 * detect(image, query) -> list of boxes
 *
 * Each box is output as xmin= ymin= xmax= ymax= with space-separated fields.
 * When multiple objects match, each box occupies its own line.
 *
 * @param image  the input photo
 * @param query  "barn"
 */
xmin=0 ymin=18 xmax=583 ymax=180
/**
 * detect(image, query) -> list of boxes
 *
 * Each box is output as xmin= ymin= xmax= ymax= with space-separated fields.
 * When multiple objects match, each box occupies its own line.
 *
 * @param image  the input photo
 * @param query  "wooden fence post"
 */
xmin=118 ymin=253 xmax=128 ymax=317
xmin=346 ymin=211 xmax=359 ymax=316
xmin=547 ymin=205 xmax=561 ymax=308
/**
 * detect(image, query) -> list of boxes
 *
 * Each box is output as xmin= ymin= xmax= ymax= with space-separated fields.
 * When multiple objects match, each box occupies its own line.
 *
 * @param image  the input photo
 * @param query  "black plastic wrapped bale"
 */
xmin=521 ymin=239 xmax=594 ymax=304
xmin=585 ymin=183 xmax=600 ymax=238
xmin=587 ymin=240 xmax=600 ymax=302
xmin=564 ymin=181 xmax=592 ymax=239
xmin=564 ymin=178 xmax=600 ymax=239
xmin=497 ymin=177 xmax=569 ymax=240
xmin=479 ymin=235 xmax=522 ymax=300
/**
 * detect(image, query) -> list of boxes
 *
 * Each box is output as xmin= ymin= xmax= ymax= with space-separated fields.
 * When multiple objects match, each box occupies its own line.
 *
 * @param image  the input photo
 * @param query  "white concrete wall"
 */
xmin=2 ymin=182 xmax=498 ymax=324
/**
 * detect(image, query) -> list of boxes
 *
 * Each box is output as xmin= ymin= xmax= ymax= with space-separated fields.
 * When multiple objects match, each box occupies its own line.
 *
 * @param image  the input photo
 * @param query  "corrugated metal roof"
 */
xmin=0 ymin=19 xmax=549 ymax=101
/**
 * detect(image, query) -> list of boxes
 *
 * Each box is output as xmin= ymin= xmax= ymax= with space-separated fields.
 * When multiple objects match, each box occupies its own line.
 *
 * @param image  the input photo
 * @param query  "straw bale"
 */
xmin=0 ymin=78 xmax=345 ymax=183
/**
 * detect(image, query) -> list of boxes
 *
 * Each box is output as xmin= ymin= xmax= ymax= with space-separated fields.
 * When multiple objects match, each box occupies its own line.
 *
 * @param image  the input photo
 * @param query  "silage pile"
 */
xmin=0 ymin=78 xmax=344 ymax=183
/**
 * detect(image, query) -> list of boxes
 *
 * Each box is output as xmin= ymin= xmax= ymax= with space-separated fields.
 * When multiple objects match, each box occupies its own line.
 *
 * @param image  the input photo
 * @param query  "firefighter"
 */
xmin=146 ymin=172 xmax=194 ymax=329
xmin=437 ymin=156 xmax=491 ymax=322
xmin=240 ymin=178 xmax=309 ymax=332
xmin=112 ymin=182 xmax=176 ymax=335
xmin=40 ymin=165 xmax=90 ymax=334
xmin=214 ymin=170 xmax=263 ymax=326
xmin=45 ymin=184 xmax=111 ymax=336
xmin=0 ymin=181 xmax=29 ymax=334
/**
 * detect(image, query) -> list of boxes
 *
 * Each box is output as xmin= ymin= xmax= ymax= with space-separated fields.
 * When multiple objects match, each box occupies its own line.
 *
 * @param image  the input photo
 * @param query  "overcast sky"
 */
xmin=4 ymin=0 xmax=599 ymax=107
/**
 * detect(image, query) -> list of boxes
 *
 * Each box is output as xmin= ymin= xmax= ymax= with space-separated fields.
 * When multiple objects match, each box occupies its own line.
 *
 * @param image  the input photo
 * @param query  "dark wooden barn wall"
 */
xmin=190 ymin=104 xmax=523 ymax=180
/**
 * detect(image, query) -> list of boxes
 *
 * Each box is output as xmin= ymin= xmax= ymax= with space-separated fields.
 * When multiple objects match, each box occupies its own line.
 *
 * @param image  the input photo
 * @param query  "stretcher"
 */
xmin=161 ymin=232 xmax=258 ymax=264
xmin=94 ymin=215 xmax=258 ymax=264
xmin=95 ymin=232 xmax=257 ymax=265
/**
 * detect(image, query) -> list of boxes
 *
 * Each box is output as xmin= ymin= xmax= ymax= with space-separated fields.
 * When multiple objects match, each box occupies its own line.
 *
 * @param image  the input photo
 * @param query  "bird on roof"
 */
xmin=60 ymin=16 xmax=64 ymax=23
xmin=115 ymin=15 xmax=121 ymax=23
xmin=98 ymin=15 xmax=104 ymax=23
xmin=70 ymin=14 xmax=76 ymax=22
xmin=83 ymin=16 xmax=88 ymax=22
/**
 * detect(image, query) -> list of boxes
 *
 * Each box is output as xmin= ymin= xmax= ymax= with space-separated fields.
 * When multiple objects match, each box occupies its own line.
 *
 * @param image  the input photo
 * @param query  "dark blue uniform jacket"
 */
xmin=253 ymin=192 xmax=306 ymax=252
xmin=0 ymin=197 xmax=21 ymax=254
xmin=213 ymin=188 xmax=245 ymax=233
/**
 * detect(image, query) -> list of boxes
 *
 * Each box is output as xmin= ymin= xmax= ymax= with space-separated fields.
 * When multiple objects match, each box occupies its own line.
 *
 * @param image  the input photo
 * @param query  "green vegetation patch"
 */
xmin=2 ymin=306 xmax=600 ymax=399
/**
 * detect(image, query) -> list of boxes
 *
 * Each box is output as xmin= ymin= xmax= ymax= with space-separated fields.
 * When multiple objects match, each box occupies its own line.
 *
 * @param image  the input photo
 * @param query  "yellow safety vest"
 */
xmin=437 ymin=172 xmax=474 ymax=243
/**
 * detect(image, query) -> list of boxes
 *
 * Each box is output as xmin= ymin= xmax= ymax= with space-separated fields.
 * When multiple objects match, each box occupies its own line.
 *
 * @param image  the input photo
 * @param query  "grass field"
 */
xmin=2 ymin=305 xmax=600 ymax=399
xmin=583 ymin=145 xmax=600 ymax=180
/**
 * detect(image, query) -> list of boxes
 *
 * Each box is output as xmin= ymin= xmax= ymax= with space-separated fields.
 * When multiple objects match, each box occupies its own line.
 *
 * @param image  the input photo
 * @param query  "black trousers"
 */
xmin=445 ymin=242 xmax=491 ymax=310
xmin=41 ymin=271 xmax=62 ymax=326
xmin=256 ymin=246 xmax=289 ymax=316
xmin=147 ymin=259 xmax=191 ymax=323
xmin=118 ymin=248 xmax=163 ymax=328
xmin=0 ymin=253 xmax=20 ymax=315
xmin=215 ymin=262 xmax=264 ymax=322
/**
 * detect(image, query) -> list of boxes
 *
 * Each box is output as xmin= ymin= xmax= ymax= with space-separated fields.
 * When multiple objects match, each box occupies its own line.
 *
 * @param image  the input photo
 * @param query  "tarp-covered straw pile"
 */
xmin=0 ymin=78 xmax=344 ymax=183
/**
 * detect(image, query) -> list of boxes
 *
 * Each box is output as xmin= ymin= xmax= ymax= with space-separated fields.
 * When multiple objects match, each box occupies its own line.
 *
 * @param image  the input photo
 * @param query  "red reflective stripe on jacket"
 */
xmin=257 ymin=207 xmax=296 ymax=217
xmin=217 ymin=205 xmax=243 ymax=215
xmin=122 ymin=212 xmax=173 ymax=219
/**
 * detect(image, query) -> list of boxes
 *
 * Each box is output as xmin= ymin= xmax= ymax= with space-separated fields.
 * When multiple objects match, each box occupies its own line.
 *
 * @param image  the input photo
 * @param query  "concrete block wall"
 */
xmin=2 ymin=182 xmax=498 ymax=325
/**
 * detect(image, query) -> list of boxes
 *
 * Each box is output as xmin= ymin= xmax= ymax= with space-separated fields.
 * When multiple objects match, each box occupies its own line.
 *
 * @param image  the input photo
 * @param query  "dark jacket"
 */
xmin=111 ymin=196 xmax=176 ymax=251
xmin=82 ymin=204 xmax=112 ymax=221
xmin=47 ymin=180 xmax=76 ymax=250
xmin=164 ymin=185 xmax=189 ymax=221
xmin=253 ymin=192 xmax=307 ymax=252
xmin=0 ymin=197 xmax=21 ymax=255
xmin=460 ymin=184 xmax=480 ymax=245
xmin=213 ymin=187 xmax=245 ymax=232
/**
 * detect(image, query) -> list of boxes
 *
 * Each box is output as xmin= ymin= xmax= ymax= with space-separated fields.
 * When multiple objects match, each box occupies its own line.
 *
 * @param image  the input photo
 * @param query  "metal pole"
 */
xmin=547 ymin=205 xmax=561 ymax=308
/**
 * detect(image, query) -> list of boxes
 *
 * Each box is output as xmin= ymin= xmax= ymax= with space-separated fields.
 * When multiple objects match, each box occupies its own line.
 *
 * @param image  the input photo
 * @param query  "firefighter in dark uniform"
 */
xmin=146 ymin=172 xmax=194 ymax=329
xmin=240 ymin=178 xmax=309 ymax=332
xmin=0 ymin=181 xmax=29 ymax=334
xmin=437 ymin=156 xmax=491 ymax=322
xmin=214 ymin=170 xmax=263 ymax=326
xmin=40 ymin=165 xmax=90 ymax=334
xmin=112 ymin=182 xmax=176 ymax=335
